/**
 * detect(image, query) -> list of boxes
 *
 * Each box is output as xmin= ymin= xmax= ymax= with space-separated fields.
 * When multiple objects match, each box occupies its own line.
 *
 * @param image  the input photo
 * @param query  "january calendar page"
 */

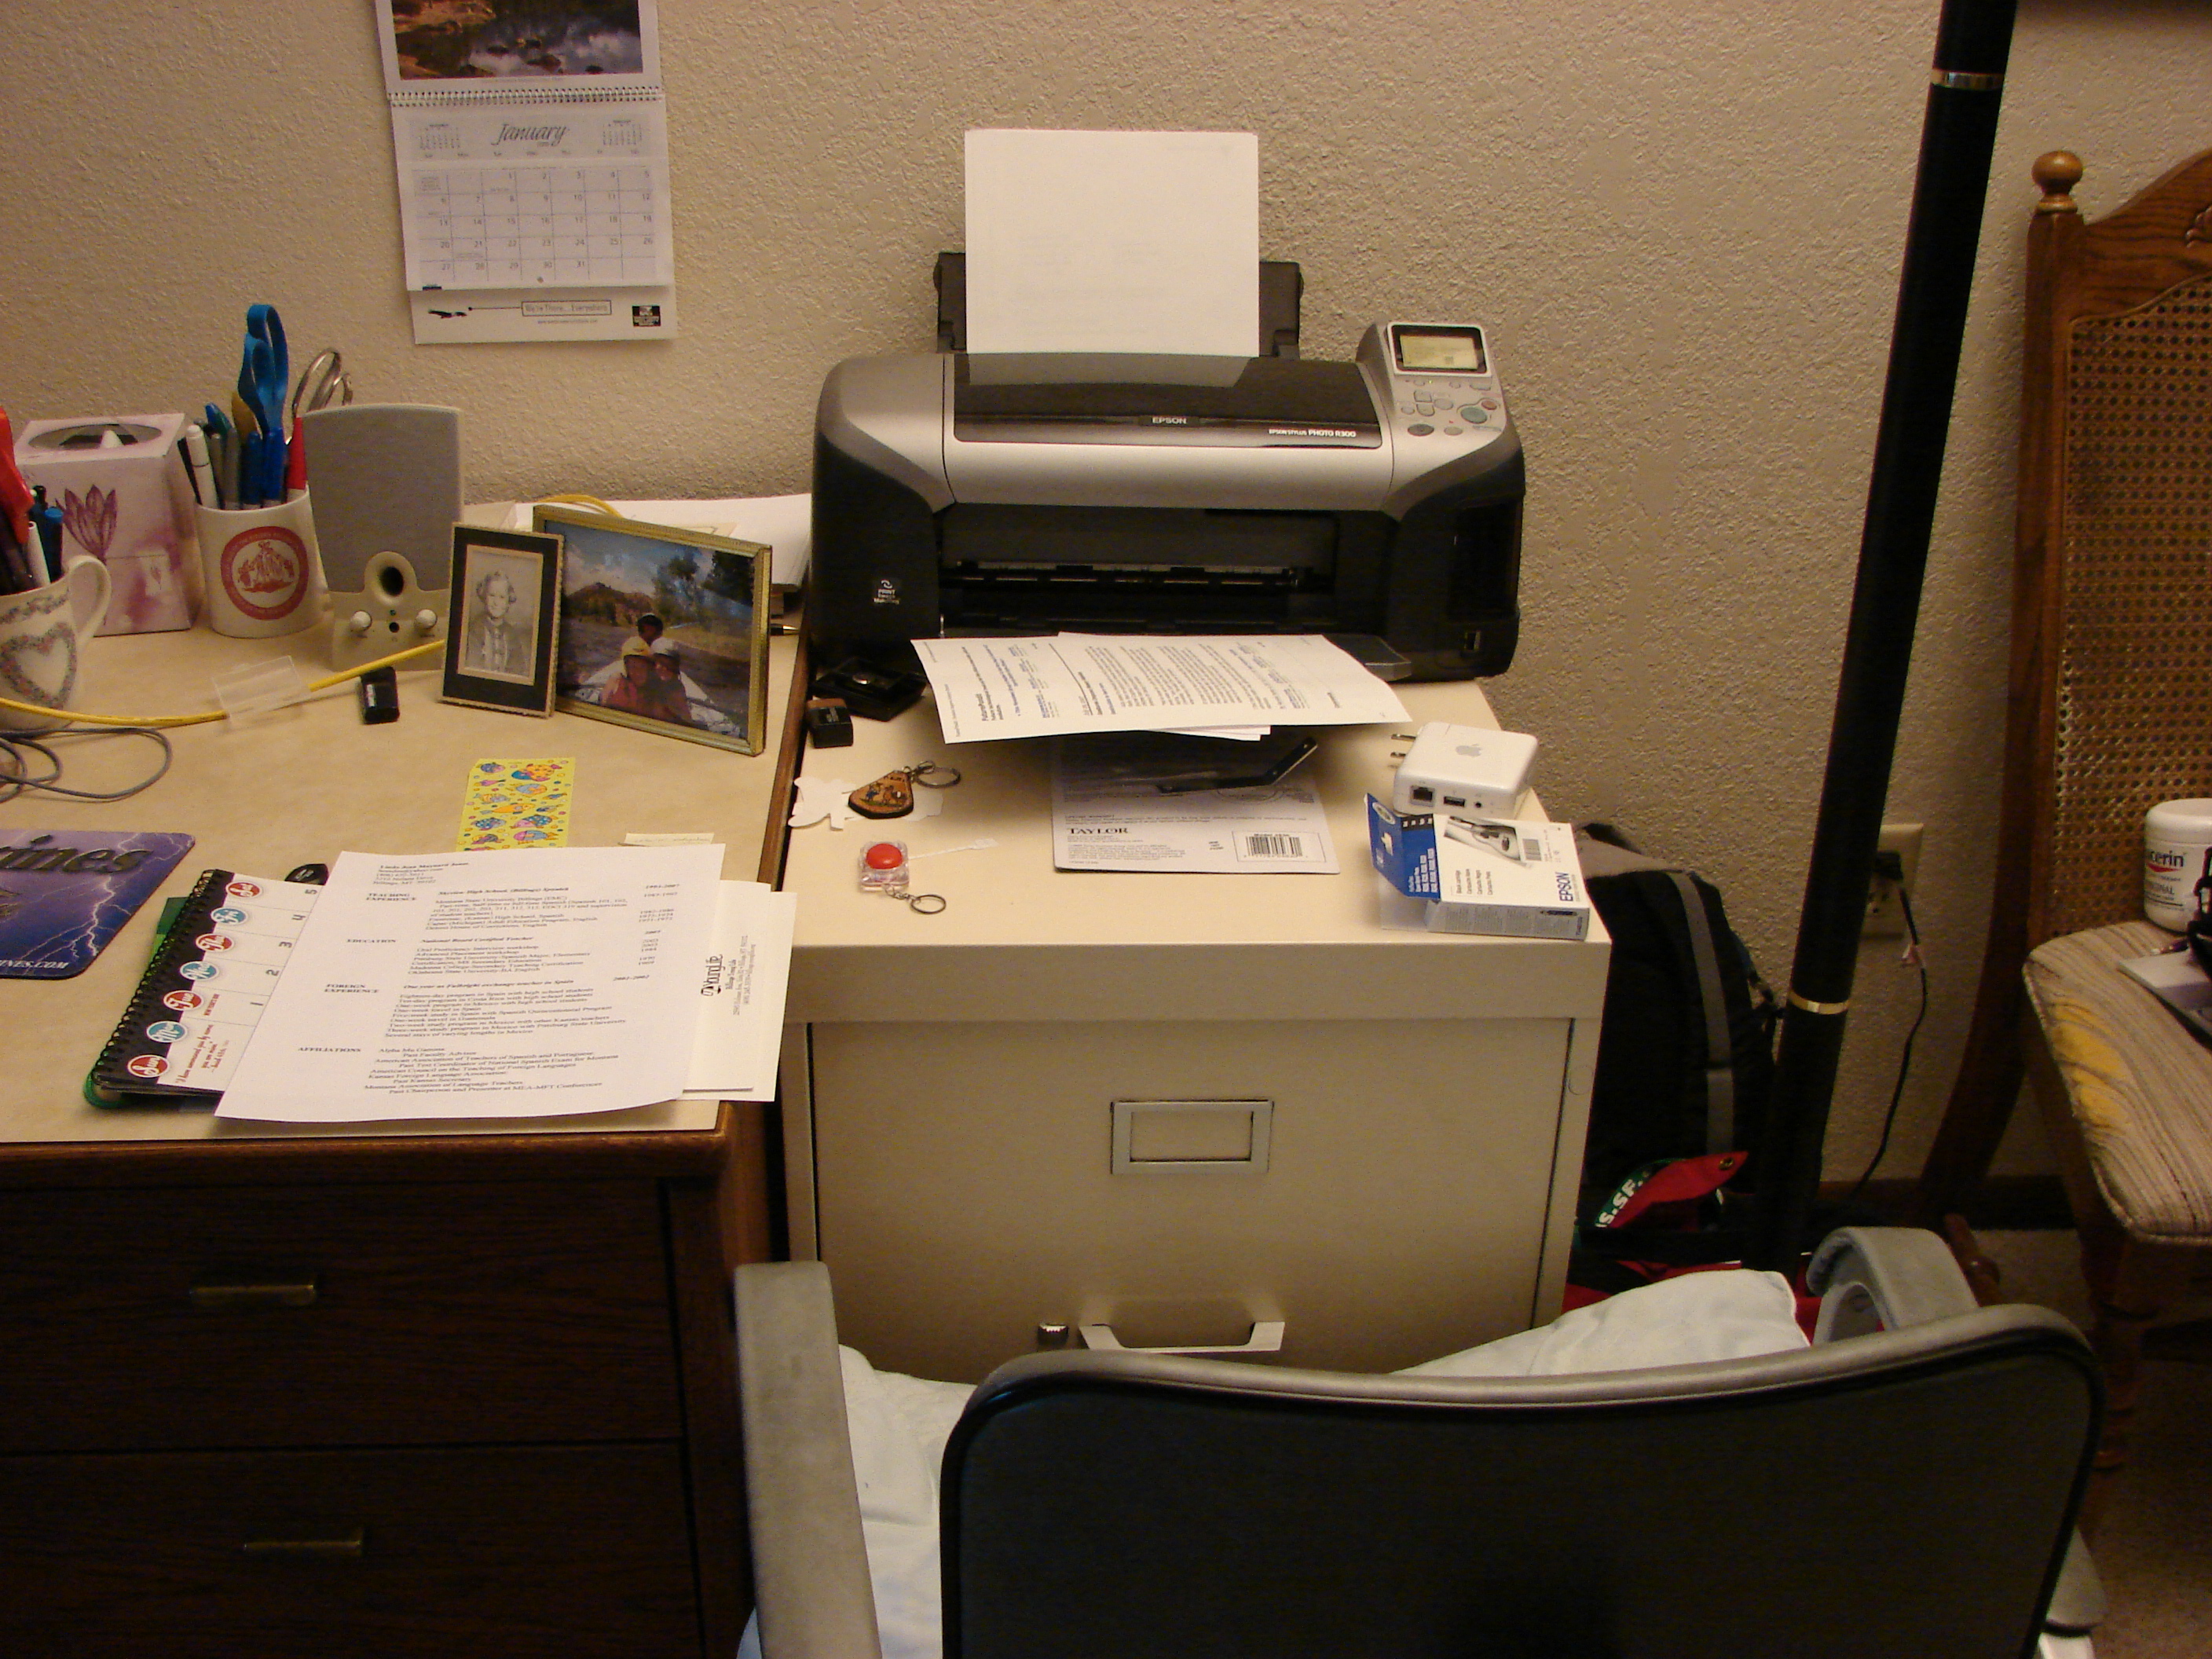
xmin=375 ymin=2 xmax=678 ymax=341
xmin=395 ymin=104 xmax=671 ymax=291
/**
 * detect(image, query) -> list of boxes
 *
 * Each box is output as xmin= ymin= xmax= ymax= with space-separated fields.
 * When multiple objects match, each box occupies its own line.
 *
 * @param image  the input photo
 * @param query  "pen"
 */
xmin=185 ymin=423 xmax=221 ymax=511
xmin=239 ymin=432 xmax=264 ymax=510
xmin=0 ymin=518 xmax=31 ymax=595
xmin=29 ymin=485 xmax=63 ymax=580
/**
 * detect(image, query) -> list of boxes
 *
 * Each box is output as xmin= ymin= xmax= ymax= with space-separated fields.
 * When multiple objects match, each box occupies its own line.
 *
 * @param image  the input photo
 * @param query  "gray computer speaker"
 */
xmin=298 ymin=404 xmax=463 ymax=671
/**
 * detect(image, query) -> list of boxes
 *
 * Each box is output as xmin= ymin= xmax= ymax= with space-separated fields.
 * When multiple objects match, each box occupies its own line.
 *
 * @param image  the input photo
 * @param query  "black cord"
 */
xmin=0 ymin=725 xmax=175 ymax=804
xmin=1841 ymin=879 xmax=1928 ymax=1208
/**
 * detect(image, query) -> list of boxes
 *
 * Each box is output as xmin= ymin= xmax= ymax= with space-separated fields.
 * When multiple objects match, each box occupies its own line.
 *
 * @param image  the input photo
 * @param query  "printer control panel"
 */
xmin=1357 ymin=321 xmax=1509 ymax=449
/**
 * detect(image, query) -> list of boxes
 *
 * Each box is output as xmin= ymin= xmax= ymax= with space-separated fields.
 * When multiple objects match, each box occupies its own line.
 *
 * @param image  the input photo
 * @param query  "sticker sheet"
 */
xmin=458 ymin=757 xmax=577 ymax=850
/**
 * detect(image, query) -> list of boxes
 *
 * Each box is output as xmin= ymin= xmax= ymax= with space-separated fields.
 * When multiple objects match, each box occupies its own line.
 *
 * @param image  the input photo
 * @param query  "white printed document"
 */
xmin=684 ymin=882 xmax=798 ymax=1101
xmin=1053 ymin=747 xmax=1339 ymax=873
xmin=216 ymin=845 xmax=721 ymax=1123
xmin=965 ymin=130 xmax=1259 ymax=355
xmin=912 ymin=634 xmax=1408 ymax=744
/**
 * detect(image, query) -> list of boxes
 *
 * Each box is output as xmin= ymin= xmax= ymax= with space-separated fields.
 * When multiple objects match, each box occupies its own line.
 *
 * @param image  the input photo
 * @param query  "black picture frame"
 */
xmin=533 ymin=505 xmax=770 ymax=756
xmin=439 ymin=526 xmax=564 ymax=716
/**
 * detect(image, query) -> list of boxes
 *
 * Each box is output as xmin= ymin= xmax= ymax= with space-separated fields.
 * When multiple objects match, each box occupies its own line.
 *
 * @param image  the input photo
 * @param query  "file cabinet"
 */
xmin=781 ymin=683 xmax=1609 ymax=1382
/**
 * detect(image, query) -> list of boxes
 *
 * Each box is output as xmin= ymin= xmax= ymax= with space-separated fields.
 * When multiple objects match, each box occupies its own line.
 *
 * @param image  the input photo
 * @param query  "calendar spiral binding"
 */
xmin=390 ymin=85 xmax=664 ymax=108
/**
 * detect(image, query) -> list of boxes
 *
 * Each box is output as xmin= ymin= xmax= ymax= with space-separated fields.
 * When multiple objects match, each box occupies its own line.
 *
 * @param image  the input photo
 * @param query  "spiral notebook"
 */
xmin=87 ymin=870 xmax=324 ymax=1106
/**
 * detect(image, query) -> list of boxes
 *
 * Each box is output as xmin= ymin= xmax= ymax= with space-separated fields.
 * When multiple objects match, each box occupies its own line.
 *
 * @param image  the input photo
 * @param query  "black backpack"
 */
xmin=1573 ymin=830 xmax=1778 ymax=1267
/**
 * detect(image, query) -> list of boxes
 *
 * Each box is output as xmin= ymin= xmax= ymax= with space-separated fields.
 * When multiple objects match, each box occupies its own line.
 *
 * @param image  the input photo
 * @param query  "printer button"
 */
xmin=1406 ymin=423 xmax=1435 ymax=436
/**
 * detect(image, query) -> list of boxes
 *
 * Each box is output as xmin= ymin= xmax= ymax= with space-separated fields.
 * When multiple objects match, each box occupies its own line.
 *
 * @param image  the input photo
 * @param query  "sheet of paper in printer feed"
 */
xmin=964 ymin=129 xmax=1259 ymax=354
xmin=214 ymin=844 xmax=721 ymax=1122
xmin=1052 ymin=744 xmax=1339 ymax=874
xmin=911 ymin=634 xmax=1409 ymax=744
xmin=376 ymin=0 xmax=679 ymax=343
xmin=682 ymin=882 xmax=798 ymax=1102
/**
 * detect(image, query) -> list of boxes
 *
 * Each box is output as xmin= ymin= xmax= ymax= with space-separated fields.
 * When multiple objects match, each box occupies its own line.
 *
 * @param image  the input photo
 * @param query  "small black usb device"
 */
xmin=359 ymin=665 xmax=399 ymax=724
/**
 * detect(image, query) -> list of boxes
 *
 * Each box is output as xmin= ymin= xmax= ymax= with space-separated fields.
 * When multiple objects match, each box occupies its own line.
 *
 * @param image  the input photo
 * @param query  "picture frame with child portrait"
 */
xmin=533 ymin=504 xmax=770 ymax=756
xmin=439 ymin=526 xmax=564 ymax=716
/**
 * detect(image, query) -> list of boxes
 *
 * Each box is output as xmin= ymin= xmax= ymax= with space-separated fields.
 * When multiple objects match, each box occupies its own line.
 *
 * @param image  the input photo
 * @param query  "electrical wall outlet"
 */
xmin=1864 ymin=822 xmax=1924 ymax=937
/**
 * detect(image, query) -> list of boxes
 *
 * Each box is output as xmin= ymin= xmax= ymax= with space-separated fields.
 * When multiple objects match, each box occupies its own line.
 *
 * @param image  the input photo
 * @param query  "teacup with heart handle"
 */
xmin=0 ymin=555 xmax=114 ymax=731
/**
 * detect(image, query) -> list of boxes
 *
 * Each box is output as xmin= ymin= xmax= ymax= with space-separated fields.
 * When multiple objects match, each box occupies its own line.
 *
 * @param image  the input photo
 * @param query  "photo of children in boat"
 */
xmin=544 ymin=511 xmax=767 ymax=754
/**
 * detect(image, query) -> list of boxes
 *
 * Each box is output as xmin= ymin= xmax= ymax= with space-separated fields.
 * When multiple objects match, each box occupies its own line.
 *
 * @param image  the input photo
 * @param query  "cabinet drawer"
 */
xmin=0 ymin=1442 xmax=700 ymax=1658
xmin=0 ymin=1179 xmax=680 ymax=1452
xmin=811 ymin=1018 xmax=1573 ymax=1381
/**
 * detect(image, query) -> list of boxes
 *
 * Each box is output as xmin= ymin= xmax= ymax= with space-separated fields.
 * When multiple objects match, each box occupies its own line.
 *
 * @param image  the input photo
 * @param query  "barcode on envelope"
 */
xmin=1243 ymin=834 xmax=1303 ymax=859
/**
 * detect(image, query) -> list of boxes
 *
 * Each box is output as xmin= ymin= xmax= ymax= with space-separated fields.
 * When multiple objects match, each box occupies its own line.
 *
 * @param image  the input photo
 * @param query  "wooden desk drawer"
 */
xmin=0 ymin=1179 xmax=681 ymax=1452
xmin=0 ymin=1442 xmax=700 ymax=1658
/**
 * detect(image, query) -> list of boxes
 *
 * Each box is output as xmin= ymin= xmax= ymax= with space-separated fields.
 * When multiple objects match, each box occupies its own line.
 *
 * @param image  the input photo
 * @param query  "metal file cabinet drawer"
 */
xmin=808 ymin=1017 xmax=1574 ymax=1382
xmin=0 ymin=1443 xmax=698 ymax=1659
xmin=0 ymin=1178 xmax=682 ymax=1452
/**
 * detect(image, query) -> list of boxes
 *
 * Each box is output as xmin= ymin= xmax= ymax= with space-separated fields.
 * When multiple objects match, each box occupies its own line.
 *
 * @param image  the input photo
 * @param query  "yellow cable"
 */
xmin=0 ymin=639 xmax=445 ymax=728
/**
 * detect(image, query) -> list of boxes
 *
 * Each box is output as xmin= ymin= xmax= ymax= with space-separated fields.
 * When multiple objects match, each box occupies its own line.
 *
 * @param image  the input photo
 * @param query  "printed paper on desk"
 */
xmin=215 ymin=844 xmax=721 ymax=1122
xmin=913 ymin=634 xmax=1408 ymax=744
xmin=1053 ymin=749 xmax=1339 ymax=874
xmin=683 ymin=882 xmax=797 ymax=1101
xmin=965 ymin=130 xmax=1259 ymax=356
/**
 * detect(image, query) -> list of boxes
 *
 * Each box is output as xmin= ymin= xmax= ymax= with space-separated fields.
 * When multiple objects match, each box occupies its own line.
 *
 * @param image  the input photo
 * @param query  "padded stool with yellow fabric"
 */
xmin=2023 ymin=922 xmax=2212 ymax=1522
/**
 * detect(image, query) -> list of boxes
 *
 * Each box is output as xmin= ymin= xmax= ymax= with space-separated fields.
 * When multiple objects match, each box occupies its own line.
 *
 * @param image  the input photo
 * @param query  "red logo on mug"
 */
xmin=221 ymin=526 xmax=310 ymax=621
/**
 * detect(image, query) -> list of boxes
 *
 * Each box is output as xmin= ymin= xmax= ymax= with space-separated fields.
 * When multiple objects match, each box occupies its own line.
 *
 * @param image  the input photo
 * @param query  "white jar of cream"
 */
xmin=2144 ymin=799 xmax=2212 ymax=931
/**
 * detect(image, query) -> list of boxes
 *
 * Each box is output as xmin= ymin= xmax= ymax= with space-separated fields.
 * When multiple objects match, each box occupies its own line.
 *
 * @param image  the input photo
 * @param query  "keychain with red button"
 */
xmin=859 ymin=838 xmax=947 ymax=914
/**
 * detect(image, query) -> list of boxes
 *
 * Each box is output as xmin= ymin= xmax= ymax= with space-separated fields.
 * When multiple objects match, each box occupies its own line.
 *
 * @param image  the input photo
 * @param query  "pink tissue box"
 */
xmin=16 ymin=414 xmax=202 ymax=634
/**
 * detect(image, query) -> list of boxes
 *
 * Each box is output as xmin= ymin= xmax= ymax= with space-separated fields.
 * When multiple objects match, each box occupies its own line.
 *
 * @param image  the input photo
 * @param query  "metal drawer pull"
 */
xmin=1079 ymin=1320 xmax=1285 ymax=1356
xmin=189 ymin=1276 xmax=320 ymax=1310
xmin=241 ymin=1528 xmax=364 ymax=1560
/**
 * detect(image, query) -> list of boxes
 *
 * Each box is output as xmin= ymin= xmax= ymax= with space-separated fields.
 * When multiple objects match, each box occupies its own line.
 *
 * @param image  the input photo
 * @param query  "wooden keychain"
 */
xmin=848 ymin=762 xmax=961 ymax=820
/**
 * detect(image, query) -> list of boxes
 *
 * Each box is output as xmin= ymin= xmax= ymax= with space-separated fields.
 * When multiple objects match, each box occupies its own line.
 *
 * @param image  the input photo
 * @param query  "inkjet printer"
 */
xmin=810 ymin=318 xmax=1524 ymax=681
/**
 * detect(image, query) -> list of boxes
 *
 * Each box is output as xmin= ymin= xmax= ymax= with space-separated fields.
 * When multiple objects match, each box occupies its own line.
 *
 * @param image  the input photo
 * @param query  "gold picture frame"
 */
xmin=533 ymin=505 xmax=770 ymax=756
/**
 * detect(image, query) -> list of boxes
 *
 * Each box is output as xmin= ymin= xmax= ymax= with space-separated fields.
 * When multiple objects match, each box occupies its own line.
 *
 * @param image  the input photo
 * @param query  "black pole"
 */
xmin=1748 ymin=0 xmax=2018 ymax=1270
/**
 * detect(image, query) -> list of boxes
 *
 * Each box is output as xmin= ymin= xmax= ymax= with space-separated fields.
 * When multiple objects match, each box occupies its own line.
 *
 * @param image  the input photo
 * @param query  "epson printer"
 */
xmin=810 ymin=266 xmax=1524 ymax=682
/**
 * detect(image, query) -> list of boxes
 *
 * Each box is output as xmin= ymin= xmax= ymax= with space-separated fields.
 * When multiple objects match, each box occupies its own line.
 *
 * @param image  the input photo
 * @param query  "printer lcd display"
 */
xmin=954 ymin=354 xmax=1381 ymax=449
xmin=1393 ymin=327 xmax=1487 ymax=374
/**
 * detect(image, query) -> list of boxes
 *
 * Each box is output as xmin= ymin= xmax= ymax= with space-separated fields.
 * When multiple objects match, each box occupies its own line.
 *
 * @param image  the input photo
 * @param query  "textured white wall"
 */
xmin=4 ymin=2 xmax=2206 ymax=1177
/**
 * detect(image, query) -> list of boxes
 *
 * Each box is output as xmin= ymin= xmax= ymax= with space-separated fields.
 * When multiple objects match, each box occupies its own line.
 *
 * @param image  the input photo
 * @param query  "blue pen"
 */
xmin=28 ymin=486 xmax=63 ymax=580
xmin=203 ymin=403 xmax=236 ymax=510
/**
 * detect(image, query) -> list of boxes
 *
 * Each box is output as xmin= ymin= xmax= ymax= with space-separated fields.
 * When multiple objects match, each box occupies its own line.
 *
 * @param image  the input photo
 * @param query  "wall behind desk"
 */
xmin=2 ymin=1 xmax=2203 ymax=1180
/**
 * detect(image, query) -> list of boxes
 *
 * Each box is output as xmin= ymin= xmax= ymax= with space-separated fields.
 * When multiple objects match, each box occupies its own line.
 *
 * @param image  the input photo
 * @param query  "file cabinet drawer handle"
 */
xmin=1079 ymin=1320 xmax=1285 ymax=1356
xmin=189 ymin=1276 xmax=320 ymax=1310
xmin=241 ymin=1528 xmax=364 ymax=1560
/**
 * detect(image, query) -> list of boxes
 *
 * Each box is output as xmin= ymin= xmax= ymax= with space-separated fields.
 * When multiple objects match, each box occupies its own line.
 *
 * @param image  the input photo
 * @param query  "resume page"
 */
xmin=216 ymin=845 xmax=721 ymax=1122
xmin=912 ymin=634 xmax=1408 ymax=743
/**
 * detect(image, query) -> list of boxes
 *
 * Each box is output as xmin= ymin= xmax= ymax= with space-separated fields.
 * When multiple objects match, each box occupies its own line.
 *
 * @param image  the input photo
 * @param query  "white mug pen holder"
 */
xmin=194 ymin=493 xmax=325 ymax=639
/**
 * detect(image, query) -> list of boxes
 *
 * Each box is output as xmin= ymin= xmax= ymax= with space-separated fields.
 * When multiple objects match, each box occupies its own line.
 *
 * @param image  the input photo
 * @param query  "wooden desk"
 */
xmin=778 ymin=682 xmax=1610 ymax=1382
xmin=0 ymin=626 xmax=803 ymax=1658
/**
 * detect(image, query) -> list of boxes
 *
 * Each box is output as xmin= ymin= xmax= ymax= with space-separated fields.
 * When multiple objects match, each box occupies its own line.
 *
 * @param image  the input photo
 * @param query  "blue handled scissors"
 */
xmin=239 ymin=304 xmax=289 ymax=504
